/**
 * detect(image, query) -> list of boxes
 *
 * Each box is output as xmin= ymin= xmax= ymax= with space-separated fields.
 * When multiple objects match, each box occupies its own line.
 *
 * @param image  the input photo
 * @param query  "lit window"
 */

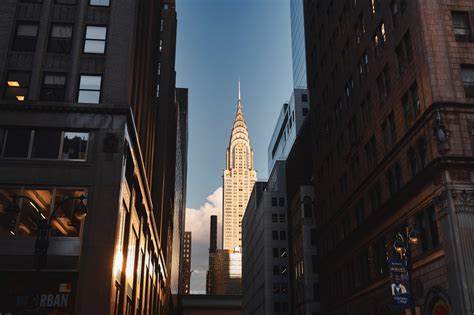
xmin=12 ymin=23 xmax=38 ymax=51
xmin=83 ymin=26 xmax=107 ymax=54
xmin=89 ymin=0 xmax=109 ymax=6
xmin=4 ymin=71 xmax=30 ymax=102
xmin=78 ymin=75 xmax=101 ymax=103
xmin=41 ymin=73 xmax=67 ymax=101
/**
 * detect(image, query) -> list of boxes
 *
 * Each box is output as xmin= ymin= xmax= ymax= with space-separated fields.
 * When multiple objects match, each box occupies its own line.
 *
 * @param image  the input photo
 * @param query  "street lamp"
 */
xmin=8 ymin=194 xmax=88 ymax=270
xmin=393 ymin=225 xmax=419 ymax=314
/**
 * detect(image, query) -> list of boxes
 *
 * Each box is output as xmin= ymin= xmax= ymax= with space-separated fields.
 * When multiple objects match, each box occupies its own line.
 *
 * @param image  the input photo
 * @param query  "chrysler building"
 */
xmin=223 ymin=82 xmax=257 ymax=251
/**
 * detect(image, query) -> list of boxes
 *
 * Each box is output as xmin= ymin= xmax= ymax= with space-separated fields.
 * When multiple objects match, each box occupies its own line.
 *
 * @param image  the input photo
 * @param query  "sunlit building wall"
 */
xmin=222 ymin=90 xmax=257 ymax=251
xmin=0 ymin=0 xmax=183 ymax=313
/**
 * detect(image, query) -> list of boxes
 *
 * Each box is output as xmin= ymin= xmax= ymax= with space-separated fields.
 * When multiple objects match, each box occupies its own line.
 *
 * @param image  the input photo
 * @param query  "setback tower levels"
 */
xmin=223 ymin=83 xmax=257 ymax=251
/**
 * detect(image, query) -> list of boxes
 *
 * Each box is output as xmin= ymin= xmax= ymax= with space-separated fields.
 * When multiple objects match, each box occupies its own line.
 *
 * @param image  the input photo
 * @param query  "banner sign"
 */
xmin=388 ymin=259 xmax=413 ymax=308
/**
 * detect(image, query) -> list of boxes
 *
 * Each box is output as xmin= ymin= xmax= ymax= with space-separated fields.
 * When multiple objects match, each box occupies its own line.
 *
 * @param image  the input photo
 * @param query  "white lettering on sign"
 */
xmin=38 ymin=294 xmax=69 ymax=308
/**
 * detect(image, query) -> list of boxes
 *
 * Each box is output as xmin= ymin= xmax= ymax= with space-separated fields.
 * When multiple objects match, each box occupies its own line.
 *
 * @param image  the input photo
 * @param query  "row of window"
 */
xmin=272 ymin=248 xmax=287 ymax=258
xmin=332 ymin=137 xmax=427 ymax=243
xmin=271 ymin=197 xmax=285 ymax=207
xmin=272 ymin=230 xmax=287 ymax=241
xmin=0 ymin=128 xmax=89 ymax=160
xmin=5 ymin=71 xmax=102 ymax=103
xmin=327 ymin=207 xmax=439 ymax=299
xmin=13 ymin=22 xmax=107 ymax=54
xmin=271 ymin=213 xmax=286 ymax=223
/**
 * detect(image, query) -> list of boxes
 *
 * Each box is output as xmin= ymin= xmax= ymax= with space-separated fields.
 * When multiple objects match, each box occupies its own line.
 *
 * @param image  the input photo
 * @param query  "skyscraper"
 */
xmin=222 ymin=83 xmax=257 ymax=251
xmin=290 ymin=0 xmax=307 ymax=89
xmin=303 ymin=0 xmax=474 ymax=314
xmin=0 ymin=0 xmax=184 ymax=313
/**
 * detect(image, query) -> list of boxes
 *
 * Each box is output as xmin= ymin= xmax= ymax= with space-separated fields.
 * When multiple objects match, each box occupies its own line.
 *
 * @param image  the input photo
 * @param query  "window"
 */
xmin=282 ymin=302 xmax=288 ymax=312
xmin=40 ymin=73 xmax=67 ymax=101
xmin=273 ymin=248 xmax=279 ymax=258
xmin=396 ymin=31 xmax=413 ymax=74
xmin=89 ymin=0 xmax=109 ymax=6
xmin=32 ymin=129 xmax=62 ymax=159
xmin=273 ymin=265 xmax=279 ymax=275
xmin=358 ymin=52 xmax=369 ymax=80
xmin=1 ymin=129 xmax=89 ymax=161
xmin=62 ymin=132 xmax=89 ymax=160
xmin=280 ymin=265 xmax=287 ymax=275
xmin=4 ymin=71 xmax=30 ymax=102
xmin=55 ymin=0 xmax=77 ymax=4
xmin=48 ymin=24 xmax=73 ymax=53
xmin=377 ymin=66 xmax=390 ymax=103
xmin=12 ymin=22 xmax=38 ymax=51
xmin=78 ymin=75 xmax=101 ymax=103
xmin=365 ymin=136 xmax=377 ymax=168
xmin=418 ymin=137 xmax=428 ymax=168
xmin=280 ymin=248 xmax=287 ymax=258
xmin=302 ymin=107 xmax=309 ymax=116
xmin=271 ymin=197 xmax=278 ymax=207
xmin=451 ymin=11 xmax=472 ymax=42
xmin=402 ymin=81 xmax=420 ymax=127
xmin=272 ymin=213 xmax=278 ymax=223
xmin=279 ymin=214 xmax=286 ymax=223
xmin=2 ymin=128 xmax=31 ymax=158
xmin=417 ymin=207 xmax=440 ymax=252
xmin=408 ymin=148 xmax=419 ymax=177
xmin=461 ymin=65 xmax=474 ymax=98
xmin=280 ymin=231 xmax=286 ymax=240
xmin=278 ymin=197 xmax=285 ymax=206
xmin=0 ymin=129 xmax=5 ymax=154
xmin=272 ymin=230 xmax=278 ymax=240
xmin=382 ymin=113 xmax=396 ymax=150
xmin=373 ymin=22 xmax=386 ymax=57
xmin=302 ymin=94 xmax=308 ymax=102
xmin=369 ymin=182 xmax=382 ymax=213
xmin=374 ymin=238 xmax=388 ymax=277
xmin=83 ymin=26 xmax=107 ymax=54
xmin=355 ymin=200 xmax=364 ymax=226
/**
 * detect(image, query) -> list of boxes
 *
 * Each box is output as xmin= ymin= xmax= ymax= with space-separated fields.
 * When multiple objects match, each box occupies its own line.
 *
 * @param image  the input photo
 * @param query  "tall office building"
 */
xmin=267 ymin=89 xmax=310 ymax=173
xmin=222 ymin=84 xmax=257 ymax=251
xmin=242 ymin=163 xmax=291 ymax=315
xmin=0 ymin=0 xmax=184 ymax=313
xmin=180 ymin=231 xmax=192 ymax=295
xmin=290 ymin=0 xmax=308 ymax=89
xmin=303 ymin=0 xmax=474 ymax=314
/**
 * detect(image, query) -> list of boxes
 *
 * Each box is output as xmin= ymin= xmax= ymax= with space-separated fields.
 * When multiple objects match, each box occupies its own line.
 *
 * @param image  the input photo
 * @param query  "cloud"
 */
xmin=185 ymin=187 xmax=223 ymax=294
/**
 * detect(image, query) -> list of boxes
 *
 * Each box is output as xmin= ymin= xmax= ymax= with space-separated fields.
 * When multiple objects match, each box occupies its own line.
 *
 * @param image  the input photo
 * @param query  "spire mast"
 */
xmin=238 ymin=79 xmax=241 ymax=101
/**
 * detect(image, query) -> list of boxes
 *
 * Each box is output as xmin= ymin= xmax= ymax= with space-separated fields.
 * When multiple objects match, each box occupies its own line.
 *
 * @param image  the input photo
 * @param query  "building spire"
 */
xmin=238 ymin=79 xmax=241 ymax=101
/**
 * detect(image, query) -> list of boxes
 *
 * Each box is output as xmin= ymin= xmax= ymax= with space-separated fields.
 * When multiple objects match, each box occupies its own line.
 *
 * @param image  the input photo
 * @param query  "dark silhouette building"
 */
xmin=304 ymin=0 xmax=474 ymax=314
xmin=0 ymin=0 xmax=185 ymax=313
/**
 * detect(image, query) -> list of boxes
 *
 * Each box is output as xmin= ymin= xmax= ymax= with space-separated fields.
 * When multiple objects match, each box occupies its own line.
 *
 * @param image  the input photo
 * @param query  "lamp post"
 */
xmin=393 ymin=225 xmax=419 ymax=315
xmin=7 ymin=194 xmax=88 ymax=271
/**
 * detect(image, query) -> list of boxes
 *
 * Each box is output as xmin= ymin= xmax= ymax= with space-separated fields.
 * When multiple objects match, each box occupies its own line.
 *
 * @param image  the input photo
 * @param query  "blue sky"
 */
xmin=175 ymin=0 xmax=293 ymax=293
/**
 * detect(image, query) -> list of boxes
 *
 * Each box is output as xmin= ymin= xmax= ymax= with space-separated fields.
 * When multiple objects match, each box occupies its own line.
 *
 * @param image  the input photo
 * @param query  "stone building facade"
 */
xmin=303 ymin=0 xmax=474 ymax=314
xmin=0 ymin=0 xmax=185 ymax=313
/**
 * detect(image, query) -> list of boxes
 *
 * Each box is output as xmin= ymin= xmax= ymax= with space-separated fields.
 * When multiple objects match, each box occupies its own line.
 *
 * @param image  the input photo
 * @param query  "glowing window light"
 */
xmin=16 ymin=96 xmax=25 ymax=102
xmin=7 ymin=81 xmax=20 ymax=87
xmin=113 ymin=250 xmax=123 ymax=278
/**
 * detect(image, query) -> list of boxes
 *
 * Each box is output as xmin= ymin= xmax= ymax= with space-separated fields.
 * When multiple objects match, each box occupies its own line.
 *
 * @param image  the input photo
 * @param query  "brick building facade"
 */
xmin=303 ymin=0 xmax=474 ymax=314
